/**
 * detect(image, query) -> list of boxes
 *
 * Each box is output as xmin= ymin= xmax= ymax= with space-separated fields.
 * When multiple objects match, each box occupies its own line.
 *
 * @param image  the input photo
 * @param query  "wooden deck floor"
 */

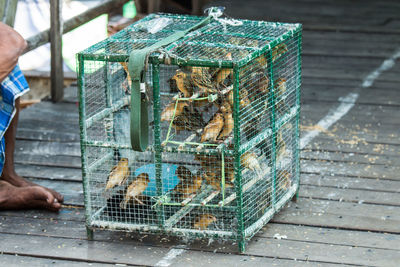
xmin=2 ymin=0 xmax=400 ymax=266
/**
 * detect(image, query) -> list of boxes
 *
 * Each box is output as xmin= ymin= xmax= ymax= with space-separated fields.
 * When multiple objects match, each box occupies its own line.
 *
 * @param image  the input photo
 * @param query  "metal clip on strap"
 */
xmin=128 ymin=15 xmax=212 ymax=151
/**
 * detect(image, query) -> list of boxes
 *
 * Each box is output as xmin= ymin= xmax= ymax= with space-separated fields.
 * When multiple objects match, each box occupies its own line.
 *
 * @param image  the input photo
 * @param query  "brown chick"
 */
xmin=175 ymin=166 xmax=193 ymax=181
xmin=119 ymin=62 xmax=132 ymax=89
xmin=193 ymin=214 xmax=217 ymax=230
xmin=203 ymin=171 xmax=233 ymax=191
xmin=277 ymin=170 xmax=292 ymax=191
xmin=239 ymin=89 xmax=251 ymax=109
xmin=174 ymin=174 xmax=203 ymax=197
xmin=272 ymin=43 xmax=288 ymax=62
xmin=241 ymin=151 xmax=261 ymax=173
xmin=161 ymin=101 xmax=189 ymax=122
xmin=256 ymin=71 xmax=270 ymax=96
xmin=276 ymin=131 xmax=287 ymax=161
xmin=216 ymin=53 xmax=233 ymax=85
xmin=275 ymin=78 xmax=287 ymax=99
xmin=105 ymin=158 xmax=130 ymax=192
xmin=200 ymin=113 xmax=224 ymax=143
xmin=120 ymin=173 xmax=150 ymax=208
xmin=171 ymin=70 xmax=193 ymax=98
xmin=217 ymin=101 xmax=234 ymax=140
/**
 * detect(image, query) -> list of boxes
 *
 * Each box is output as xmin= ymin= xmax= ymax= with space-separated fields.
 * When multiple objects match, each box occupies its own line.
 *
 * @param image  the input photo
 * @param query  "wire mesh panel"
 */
xmin=78 ymin=11 xmax=301 ymax=252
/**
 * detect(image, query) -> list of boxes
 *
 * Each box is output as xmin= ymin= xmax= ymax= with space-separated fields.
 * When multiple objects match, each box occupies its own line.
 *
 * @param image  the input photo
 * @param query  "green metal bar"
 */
xmin=77 ymin=53 xmax=93 ymax=229
xmin=294 ymin=30 xmax=302 ymax=199
xmin=164 ymin=187 xmax=214 ymax=228
xmin=87 ymin=151 xmax=114 ymax=173
xmin=84 ymin=140 xmax=133 ymax=150
xmin=237 ymin=27 xmax=302 ymax=68
xmin=232 ymin=65 xmax=246 ymax=253
xmin=152 ymin=62 xmax=165 ymax=228
xmin=244 ymin=183 xmax=298 ymax=237
xmin=221 ymin=148 xmax=225 ymax=202
xmin=267 ymin=49 xmax=277 ymax=211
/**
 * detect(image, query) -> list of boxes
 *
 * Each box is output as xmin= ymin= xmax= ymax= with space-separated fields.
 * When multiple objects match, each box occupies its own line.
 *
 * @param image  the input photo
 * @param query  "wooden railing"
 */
xmin=22 ymin=0 xmax=129 ymax=102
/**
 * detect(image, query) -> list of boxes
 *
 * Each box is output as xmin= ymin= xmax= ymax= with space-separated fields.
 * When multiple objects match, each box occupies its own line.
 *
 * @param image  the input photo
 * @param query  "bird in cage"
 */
xmin=193 ymin=214 xmax=217 ymax=230
xmin=172 ymin=105 xmax=205 ymax=132
xmin=272 ymin=43 xmax=288 ymax=62
xmin=277 ymin=170 xmax=292 ymax=191
xmin=170 ymin=70 xmax=193 ymax=98
xmin=105 ymin=158 xmax=130 ymax=193
xmin=217 ymin=101 xmax=234 ymax=140
xmin=120 ymin=173 xmax=150 ymax=208
xmin=203 ymin=170 xmax=233 ymax=191
xmin=241 ymin=151 xmax=261 ymax=173
xmin=191 ymin=66 xmax=214 ymax=91
xmin=276 ymin=130 xmax=287 ymax=162
xmin=215 ymin=53 xmax=233 ymax=86
xmin=200 ymin=112 xmax=224 ymax=143
xmin=174 ymin=173 xmax=203 ymax=198
xmin=161 ymin=101 xmax=189 ymax=122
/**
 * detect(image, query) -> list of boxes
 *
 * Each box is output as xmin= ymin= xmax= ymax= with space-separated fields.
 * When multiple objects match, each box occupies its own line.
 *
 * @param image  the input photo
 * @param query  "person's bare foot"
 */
xmin=0 ymin=181 xmax=61 ymax=211
xmin=1 ymin=172 xmax=64 ymax=203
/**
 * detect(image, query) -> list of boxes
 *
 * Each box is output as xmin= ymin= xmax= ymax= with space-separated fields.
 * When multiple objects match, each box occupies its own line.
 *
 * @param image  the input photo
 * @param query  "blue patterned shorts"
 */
xmin=0 ymin=64 xmax=30 ymax=175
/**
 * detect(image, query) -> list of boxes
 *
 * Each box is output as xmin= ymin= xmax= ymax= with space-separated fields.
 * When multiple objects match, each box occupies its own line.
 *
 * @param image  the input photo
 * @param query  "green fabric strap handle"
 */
xmin=128 ymin=15 xmax=212 ymax=151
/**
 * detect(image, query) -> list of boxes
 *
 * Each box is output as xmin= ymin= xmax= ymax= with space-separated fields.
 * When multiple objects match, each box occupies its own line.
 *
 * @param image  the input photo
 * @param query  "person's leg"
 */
xmin=0 ymin=98 xmax=64 ymax=202
xmin=0 ymin=180 xmax=61 ymax=211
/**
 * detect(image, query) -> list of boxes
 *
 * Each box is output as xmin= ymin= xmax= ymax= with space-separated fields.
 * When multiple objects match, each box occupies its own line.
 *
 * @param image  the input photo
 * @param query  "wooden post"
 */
xmin=50 ymin=0 xmax=64 ymax=102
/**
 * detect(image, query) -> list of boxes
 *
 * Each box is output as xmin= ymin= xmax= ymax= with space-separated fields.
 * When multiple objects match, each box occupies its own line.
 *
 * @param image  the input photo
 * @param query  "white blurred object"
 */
xmin=14 ymin=0 xmax=107 ymax=72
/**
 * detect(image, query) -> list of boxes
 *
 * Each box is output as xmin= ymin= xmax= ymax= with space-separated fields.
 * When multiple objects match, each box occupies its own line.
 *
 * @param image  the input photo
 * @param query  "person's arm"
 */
xmin=0 ymin=22 xmax=27 ymax=82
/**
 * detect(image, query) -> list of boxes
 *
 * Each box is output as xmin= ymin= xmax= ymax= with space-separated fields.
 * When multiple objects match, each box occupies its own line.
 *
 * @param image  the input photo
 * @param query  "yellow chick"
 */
xmin=217 ymin=101 xmax=234 ymax=140
xmin=193 ymin=214 xmax=217 ymax=230
xmin=200 ymin=113 xmax=224 ymax=143
xmin=241 ymin=151 xmax=261 ymax=173
xmin=171 ymin=70 xmax=193 ymax=98
xmin=120 ymin=173 xmax=150 ymax=208
xmin=161 ymin=101 xmax=189 ymax=122
xmin=105 ymin=158 xmax=130 ymax=192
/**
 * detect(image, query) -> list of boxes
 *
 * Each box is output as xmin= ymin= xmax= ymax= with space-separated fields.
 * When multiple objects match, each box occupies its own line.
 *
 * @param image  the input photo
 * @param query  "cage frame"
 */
xmin=77 ymin=13 xmax=302 ymax=252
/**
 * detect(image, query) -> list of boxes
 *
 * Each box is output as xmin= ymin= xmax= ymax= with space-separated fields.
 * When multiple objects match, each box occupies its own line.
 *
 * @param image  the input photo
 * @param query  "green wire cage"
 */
xmin=77 ymin=9 xmax=302 ymax=252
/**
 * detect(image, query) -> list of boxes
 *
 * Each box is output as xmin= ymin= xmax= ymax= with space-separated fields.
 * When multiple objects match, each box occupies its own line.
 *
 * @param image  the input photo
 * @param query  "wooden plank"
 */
xmin=300 ymin=185 xmax=400 ymax=206
xmin=241 ymin=236 xmax=400 ymax=266
xmin=50 ymin=0 xmax=64 ymax=102
xmin=15 ymin=163 xmax=82 ymax=182
xmin=0 ymin=233 xmax=171 ymax=266
xmin=302 ymin=159 xmax=400 ymax=181
xmin=301 ymin=173 xmax=400 ymax=194
xmin=301 ymin=149 xmax=400 ymax=166
xmin=16 ymin=129 xmax=79 ymax=142
xmin=173 ymin=250 xmax=342 ymax=267
xmin=15 ymin=153 xmax=81 ymax=169
xmin=272 ymin=198 xmax=400 ymax=233
xmin=0 ymin=254 xmax=112 ymax=266
xmin=305 ymin=138 xmax=400 ymax=158
xmin=259 ymin=223 xmax=400 ymax=251
xmin=15 ymin=140 xmax=80 ymax=157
